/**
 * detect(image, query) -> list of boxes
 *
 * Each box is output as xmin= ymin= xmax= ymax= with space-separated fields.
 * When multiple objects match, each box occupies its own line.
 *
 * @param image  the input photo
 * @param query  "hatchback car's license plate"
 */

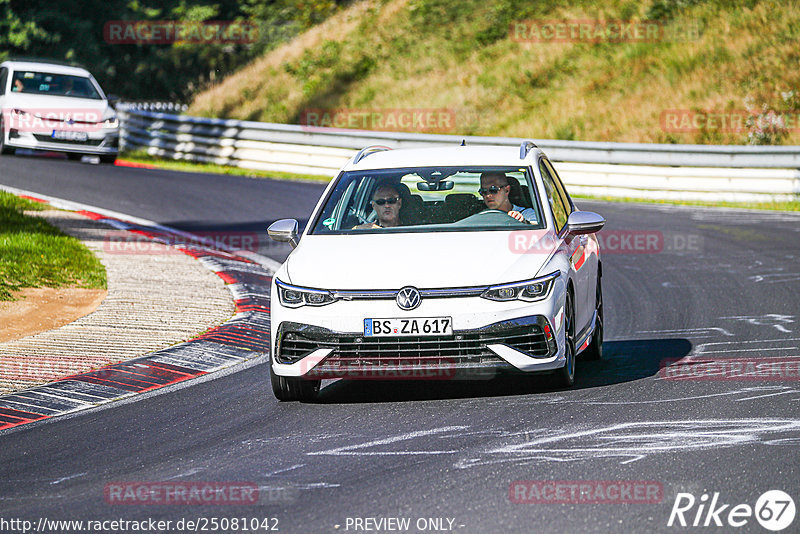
xmin=364 ymin=317 xmax=453 ymax=337
xmin=52 ymin=130 xmax=88 ymax=141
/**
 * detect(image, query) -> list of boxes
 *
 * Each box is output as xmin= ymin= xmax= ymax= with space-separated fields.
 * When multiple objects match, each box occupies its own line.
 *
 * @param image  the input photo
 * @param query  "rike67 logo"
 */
xmin=668 ymin=490 xmax=795 ymax=531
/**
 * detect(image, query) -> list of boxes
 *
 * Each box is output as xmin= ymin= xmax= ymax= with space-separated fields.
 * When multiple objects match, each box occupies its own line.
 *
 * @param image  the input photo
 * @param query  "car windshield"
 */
xmin=10 ymin=71 xmax=102 ymax=100
xmin=310 ymin=166 xmax=545 ymax=234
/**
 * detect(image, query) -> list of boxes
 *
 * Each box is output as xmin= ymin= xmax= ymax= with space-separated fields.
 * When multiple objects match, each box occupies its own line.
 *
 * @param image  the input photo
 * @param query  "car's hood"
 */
xmin=284 ymin=231 xmax=558 ymax=289
xmin=2 ymin=93 xmax=112 ymax=119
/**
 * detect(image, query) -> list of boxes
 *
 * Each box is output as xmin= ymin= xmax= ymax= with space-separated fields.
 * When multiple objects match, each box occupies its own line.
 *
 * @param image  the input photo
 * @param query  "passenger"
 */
xmin=12 ymin=78 xmax=24 ymax=92
xmin=354 ymin=184 xmax=403 ymax=229
xmin=478 ymin=172 xmax=537 ymax=223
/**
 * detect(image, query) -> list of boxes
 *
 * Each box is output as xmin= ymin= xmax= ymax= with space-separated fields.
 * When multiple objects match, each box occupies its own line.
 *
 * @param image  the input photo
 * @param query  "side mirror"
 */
xmin=268 ymin=219 xmax=299 ymax=248
xmin=106 ymin=94 xmax=120 ymax=109
xmin=567 ymin=211 xmax=605 ymax=235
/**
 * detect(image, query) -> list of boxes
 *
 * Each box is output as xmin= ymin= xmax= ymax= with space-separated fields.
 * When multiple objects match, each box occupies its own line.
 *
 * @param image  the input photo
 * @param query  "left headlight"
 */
xmin=480 ymin=271 xmax=559 ymax=302
xmin=101 ymin=116 xmax=119 ymax=128
xmin=275 ymin=279 xmax=338 ymax=308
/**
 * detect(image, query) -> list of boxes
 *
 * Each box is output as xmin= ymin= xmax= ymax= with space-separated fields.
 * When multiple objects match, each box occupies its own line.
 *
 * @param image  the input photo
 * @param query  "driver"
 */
xmin=354 ymin=183 xmax=403 ymax=229
xmin=479 ymin=172 xmax=537 ymax=223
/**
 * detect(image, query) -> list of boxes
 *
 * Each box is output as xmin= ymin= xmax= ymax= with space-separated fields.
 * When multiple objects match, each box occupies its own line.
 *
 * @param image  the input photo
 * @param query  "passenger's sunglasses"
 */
xmin=373 ymin=197 xmax=399 ymax=206
xmin=478 ymin=185 xmax=507 ymax=196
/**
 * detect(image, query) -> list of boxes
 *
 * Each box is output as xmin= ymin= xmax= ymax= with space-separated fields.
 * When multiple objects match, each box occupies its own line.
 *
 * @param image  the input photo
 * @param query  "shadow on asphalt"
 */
xmin=158 ymin=219 xmax=311 ymax=263
xmin=311 ymin=337 xmax=692 ymax=404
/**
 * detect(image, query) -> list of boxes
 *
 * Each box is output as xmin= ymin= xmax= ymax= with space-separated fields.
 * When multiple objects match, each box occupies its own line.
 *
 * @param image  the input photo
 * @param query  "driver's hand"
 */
xmin=507 ymin=210 xmax=526 ymax=222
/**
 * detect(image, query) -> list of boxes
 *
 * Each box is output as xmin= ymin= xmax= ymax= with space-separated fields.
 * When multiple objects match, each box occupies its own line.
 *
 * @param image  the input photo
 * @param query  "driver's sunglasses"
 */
xmin=478 ymin=185 xmax=507 ymax=196
xmin=373 ymin=197 xmax=399 ymax=206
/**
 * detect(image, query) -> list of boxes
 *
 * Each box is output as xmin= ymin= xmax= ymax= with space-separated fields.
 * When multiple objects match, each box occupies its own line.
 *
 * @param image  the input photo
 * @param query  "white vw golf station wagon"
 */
xmin=267 ymin=142 xmax=605 ymax=401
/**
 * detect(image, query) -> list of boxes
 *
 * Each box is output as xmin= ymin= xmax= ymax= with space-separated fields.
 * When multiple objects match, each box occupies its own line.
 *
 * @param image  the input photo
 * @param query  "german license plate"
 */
xmin=364 ymin=317 xmax=453 ymax=337
xmin=52 ymin=130 xmax=88 ymax=141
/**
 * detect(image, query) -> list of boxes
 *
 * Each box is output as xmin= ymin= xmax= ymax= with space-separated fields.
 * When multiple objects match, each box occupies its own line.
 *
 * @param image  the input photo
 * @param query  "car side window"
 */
xmin=539 ymin=160 xmax=569 ymax=232
xmin=0 ymin=68 xmax=7 ymax=95
xmin=543 ymin=158 xmax=574 ymax=215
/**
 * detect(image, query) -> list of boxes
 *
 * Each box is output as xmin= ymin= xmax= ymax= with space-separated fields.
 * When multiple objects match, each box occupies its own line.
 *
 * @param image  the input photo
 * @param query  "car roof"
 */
xmin=343 ymin=144 xmax=546 ymax=172
xmin=1 ymin=60 xmax=92 ymax=77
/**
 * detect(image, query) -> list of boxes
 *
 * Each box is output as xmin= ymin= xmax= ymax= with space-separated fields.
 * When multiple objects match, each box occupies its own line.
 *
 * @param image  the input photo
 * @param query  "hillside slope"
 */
xmin=189 ymin=0 xmax=800 ymax=145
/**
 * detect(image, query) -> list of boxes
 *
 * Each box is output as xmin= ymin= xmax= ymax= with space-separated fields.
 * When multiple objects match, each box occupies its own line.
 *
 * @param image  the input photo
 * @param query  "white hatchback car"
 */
xmin=267 ymin=142 xmax=605 ymax=401
xmin=0 ymin=60 xmax=119 ymax=162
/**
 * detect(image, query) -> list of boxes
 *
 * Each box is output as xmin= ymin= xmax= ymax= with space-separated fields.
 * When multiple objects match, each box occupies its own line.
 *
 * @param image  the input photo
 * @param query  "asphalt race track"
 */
xmin=2 ymin=155 xmax=800 ymax=533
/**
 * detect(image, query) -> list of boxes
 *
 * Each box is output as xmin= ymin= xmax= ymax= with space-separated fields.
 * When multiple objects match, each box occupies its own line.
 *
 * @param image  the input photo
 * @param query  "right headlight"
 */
xmin=275 ymin=279 xmax=338 ymax=308
xmin=480 ymin=271 xmax=559 ymax=302
xmin=101 ymin=116 xmax=119 ymax=128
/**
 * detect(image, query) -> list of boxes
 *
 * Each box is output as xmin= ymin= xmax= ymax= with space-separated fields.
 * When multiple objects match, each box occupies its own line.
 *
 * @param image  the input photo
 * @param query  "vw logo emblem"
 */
xmin=396 ymin=286 xmax=421 ymax=311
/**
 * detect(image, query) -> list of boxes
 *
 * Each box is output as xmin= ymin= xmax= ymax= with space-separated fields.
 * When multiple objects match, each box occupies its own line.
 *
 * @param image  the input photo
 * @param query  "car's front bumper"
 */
xmin=4 ymin=128 xmax=119 ymax=155
xmin=270 ymin=283 xmax=568 ymax=380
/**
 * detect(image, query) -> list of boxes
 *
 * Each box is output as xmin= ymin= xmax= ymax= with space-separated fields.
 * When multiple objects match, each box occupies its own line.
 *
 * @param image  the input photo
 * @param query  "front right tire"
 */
xmin=270 ymin=362 xmax=320 ymax=401
xmin=0 ymin=118 xmax=13 ymax=155
xmin=550 ymin=290 xmax=576 ymax=388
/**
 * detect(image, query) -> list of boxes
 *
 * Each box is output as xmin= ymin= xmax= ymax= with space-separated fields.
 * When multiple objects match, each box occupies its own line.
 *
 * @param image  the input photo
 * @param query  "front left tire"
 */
xmin=270 ymin=363 xmax=320 ymax=402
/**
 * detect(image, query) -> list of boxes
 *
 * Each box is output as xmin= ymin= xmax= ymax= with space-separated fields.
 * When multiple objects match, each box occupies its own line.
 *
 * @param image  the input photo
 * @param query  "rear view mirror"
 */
xmin=417 ymin=181 xmax=454 ymax=191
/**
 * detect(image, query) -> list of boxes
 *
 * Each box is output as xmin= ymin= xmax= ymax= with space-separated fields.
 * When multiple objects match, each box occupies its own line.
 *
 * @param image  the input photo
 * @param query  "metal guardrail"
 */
xmin=118 ymin=108 xmax=800 ymax=202
xmin=117 ymin=102 xmax=189 ymax=113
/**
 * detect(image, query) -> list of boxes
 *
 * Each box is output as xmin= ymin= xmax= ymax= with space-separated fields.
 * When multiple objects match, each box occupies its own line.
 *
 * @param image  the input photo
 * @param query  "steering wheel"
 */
xmin=476 ymin=209 xmax=509 ymax=216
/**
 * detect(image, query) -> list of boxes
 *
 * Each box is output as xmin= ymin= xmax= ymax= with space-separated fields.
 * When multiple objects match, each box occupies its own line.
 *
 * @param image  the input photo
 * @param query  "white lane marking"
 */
xmin=308 ymin=426 xmax=469 ymax=456
xmin=692 ymin=337 xmax=800 ymax=356
xmin=258 ymin=482 xmax=340 ymax=490
xmin=620 ymin=455 xmax=646 ymax=465
xmin=636 ymin=327 xmax=733 ymax=337
xmin=454 ymin=419 xmax=800 ymax=468
xmin=265 ymin=464 xmax=305 ymax=476
xmin=162 ymin=468 xmax=204 ymax=480
xmin=51 ymin=473 xmax=87 ymax=485
xmin=720 ymin=314 xmax=794 ymax=333
xmin=697 ymin=347 xmax=792 ymax=353
xmin=749 ymin=273 xmax=800 ymax=284
xmin=562 ymin=386 xmax=794 ymax=403
xmin=0 ymin=184 xmax=282 ymax=272
xmin=735 ymin=390 xmax=800 ymax=402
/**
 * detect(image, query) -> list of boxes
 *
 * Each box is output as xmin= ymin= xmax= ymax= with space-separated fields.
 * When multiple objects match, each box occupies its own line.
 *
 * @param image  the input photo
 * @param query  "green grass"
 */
xmin=0 ymin=191 xmax=107 ymax=301
xmin=573 ymin=193 xmax=800 ymax=212
xmin=189 ymin=0 xmax=800 ymax=145
xmin=120 ymin=150 xmax=334 ymax=183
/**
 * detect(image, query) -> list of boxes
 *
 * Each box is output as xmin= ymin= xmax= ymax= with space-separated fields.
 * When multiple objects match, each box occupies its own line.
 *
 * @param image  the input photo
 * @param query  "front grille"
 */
xmin=277 ymin=321 xmax=553 ymax=371
xmin=33 ymin=134 xmax=103 ymax=146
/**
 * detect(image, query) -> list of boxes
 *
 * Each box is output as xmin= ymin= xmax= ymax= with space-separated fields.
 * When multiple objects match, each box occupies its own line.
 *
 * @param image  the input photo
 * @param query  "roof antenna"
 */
xmin=460 ymin=139 xmax=466 ymax=146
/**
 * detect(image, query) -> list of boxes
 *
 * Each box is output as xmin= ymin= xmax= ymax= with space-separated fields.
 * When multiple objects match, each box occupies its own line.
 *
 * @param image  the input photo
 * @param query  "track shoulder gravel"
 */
xmin=0 ymin=209 xmax=236 ymax=395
